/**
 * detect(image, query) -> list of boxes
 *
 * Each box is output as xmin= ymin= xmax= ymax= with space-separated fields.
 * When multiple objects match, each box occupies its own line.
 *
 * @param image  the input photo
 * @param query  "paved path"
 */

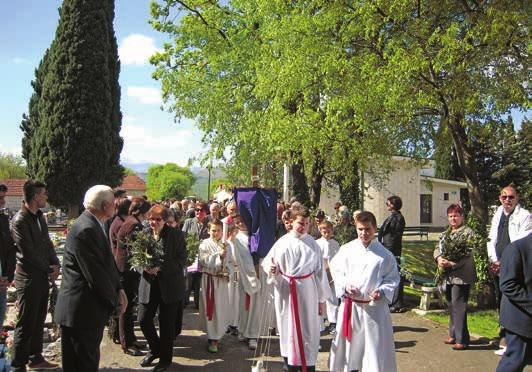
xmin=97 ymin=306 xmax=512 ymax=372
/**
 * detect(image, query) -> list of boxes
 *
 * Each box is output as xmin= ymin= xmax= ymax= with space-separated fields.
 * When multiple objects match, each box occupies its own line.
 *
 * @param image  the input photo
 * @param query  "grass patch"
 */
xmin=424 ymin=309 xmax=499 ymax=339
xmin=402 ymin=240 xmax=437 ymax=279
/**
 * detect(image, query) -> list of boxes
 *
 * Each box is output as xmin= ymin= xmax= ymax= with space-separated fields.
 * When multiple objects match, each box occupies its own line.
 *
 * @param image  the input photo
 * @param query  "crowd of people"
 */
xmin=0 ymin=180 xmax=530 ymax=372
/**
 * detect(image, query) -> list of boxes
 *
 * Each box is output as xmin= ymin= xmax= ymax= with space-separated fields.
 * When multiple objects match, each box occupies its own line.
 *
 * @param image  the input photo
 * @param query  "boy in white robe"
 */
xmin=315 ymin=220 xmax=341 ymax=334
xmin=329 ymin=211 xmax=399 ymax=372
xmin=262 ymin=206 xmax=330 ymax=372
xmin=231 ymin=215 xmax=263 ymax=350
xmin=223 ymin=215 xmax=240 ymax=335
xmin=198 ymin=219 xmax=233 ymax=353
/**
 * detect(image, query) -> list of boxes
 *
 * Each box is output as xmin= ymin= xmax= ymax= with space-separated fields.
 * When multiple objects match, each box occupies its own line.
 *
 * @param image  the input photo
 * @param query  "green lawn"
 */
xmin=400 ymin=240 xmax=499 ymax=340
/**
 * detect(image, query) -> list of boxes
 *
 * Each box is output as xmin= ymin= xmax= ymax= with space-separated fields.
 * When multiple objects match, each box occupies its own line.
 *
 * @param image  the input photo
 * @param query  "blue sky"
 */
xmin=0 ymin=0 xmax=204 ymax=166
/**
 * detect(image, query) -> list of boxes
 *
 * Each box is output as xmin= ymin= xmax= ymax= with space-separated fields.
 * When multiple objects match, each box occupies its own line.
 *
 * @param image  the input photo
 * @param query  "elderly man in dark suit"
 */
xmin=55 ymin=185 xmax=127 ymax=372
xmin=496 ymin=232 xmax=532 ymax=372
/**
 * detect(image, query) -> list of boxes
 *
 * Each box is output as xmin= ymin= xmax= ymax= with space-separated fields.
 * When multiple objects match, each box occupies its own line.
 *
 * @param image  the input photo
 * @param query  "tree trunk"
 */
xmin=309 ymin=151 xmax=324 ymax=210
xmin=447 ymin=115 xmax=488 ymax=224
xmin=291 ymin=156 xmax=311 ymax=207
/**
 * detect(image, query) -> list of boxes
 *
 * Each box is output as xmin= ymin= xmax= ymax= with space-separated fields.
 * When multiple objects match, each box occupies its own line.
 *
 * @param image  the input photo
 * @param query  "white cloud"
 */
xmin=127 ymin=86 xmax=162 ymax=105
xmin=13 ymin=57 xmax=31 ymax=65
xmin=120 ymin=123 xmax=203 ymax=165
xmin=118 ymin=34 xmax=159 ymax=65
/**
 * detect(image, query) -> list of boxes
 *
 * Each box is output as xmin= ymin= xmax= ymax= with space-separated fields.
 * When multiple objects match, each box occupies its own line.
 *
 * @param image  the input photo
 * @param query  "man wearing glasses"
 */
xmin=487 ymin=185 xmax=531 ymax=355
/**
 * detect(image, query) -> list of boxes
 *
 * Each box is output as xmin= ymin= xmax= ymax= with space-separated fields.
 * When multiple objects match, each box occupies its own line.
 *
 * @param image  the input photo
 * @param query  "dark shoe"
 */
xmin=452 ymin=343 xmax=468 ymax=350
xmin=389 ymin=306 xmax=403 ymax=313
xmin=113 ymin=337 xmax=121 ymax=344
xmin=140 ymin=353 xmax=159 ymax=367
xmin=152 ymin=363 xmax=171 ymax=372
xmin=27 ymin=360 xmax=59 ymax=370
xmin=444 ymin=337 xmax=456 ymax=345
xmin=133 ymin=341 xmax=147 ymax=349
xmin=123 ymin=346 xmax=143 ymax=356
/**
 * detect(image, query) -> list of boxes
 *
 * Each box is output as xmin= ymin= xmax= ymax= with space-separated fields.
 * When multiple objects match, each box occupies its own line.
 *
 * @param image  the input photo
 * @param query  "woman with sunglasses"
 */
xmin=138 ymin=205 xmax=186 ymax=372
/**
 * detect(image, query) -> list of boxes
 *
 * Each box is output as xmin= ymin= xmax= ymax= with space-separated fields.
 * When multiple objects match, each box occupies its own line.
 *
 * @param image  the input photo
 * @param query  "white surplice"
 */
xmin=328 ymin=238 xmax=399 ymax=372
xmin=198 ymin=238 xmax=233 ymax=340
xmin=262 ymin=231 xmax=331 ymax=367
xmin=316 ymin=237 xmax=341 ymax=323
xmin=232 ymin=231 xmax=264 ymax=339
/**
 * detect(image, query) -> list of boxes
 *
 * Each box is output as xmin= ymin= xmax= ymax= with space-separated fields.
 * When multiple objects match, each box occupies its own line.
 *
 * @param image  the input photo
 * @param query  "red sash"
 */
xmin=245 ymin=293 xmax=251 ymax=311
xmin=206 ymin=274 xmax=215 ymax=321
xmin=280 ymin=270 xmax=314 ymax=372
xmin=342 ymin=296 xmax=371 ymax=342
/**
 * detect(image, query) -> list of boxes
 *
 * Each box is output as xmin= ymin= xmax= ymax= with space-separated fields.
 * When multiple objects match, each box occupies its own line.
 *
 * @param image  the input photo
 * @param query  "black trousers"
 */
xmin=390 ymin=257 xmax=404 ymax=308
xmin=175 ymin=300 xmax=184 ymax=336
xmin=119 ymin=270 xmax=139 ymax=348
xmin=496 ymin=330 xmax=532 ymax=372
xmin=11 ymin=272 xmax=49 ymax=370
xmin=445 ymin=283 xmax=470 ymax=345
xmin=283 ymin=357 xmax=315 ymax=372
xmin=138 ymin=281 xmax=178 ymax=365
xmin=60 ymin=325 xmax=104 ymax=372
xmin=185 ymin=272 xmax=201 ymax=308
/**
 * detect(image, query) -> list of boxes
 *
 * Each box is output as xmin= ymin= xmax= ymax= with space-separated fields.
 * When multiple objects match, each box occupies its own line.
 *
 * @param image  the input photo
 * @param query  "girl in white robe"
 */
xmin=198 ymin=220 xmax=233 ymax=353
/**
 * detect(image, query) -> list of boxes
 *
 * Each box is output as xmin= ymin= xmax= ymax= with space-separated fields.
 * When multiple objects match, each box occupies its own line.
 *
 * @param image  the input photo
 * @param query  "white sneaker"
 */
xmin=494 ymin=347 xmax=506 ymax=356
xmin=248 ymin=339 xmax=257 ymax=350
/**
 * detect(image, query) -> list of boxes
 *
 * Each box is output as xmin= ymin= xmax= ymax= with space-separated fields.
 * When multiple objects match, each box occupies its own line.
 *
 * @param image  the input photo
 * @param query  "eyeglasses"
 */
xmin=501 ymin=195 xmax=516 ymax=200
xmin=195 ymin=209 xmax=204 ymax=212
xmin=150 ymin=217 xmax=163 ymax=222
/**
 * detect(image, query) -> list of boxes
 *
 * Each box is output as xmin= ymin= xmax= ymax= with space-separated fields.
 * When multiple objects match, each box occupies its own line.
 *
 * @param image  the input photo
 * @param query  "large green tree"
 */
xmin=21 ymin=0 xmax=124 ymax=216
xmin=146 ymin=163 xmax=195 ymax=201
xmin=150 ymin=1 xmax=528 ymax=222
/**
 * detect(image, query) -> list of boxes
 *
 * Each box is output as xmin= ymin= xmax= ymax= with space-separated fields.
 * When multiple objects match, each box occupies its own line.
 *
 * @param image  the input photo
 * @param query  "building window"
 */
xmin=443 ymin=193 xmax=449 ymax=201
xmin=420 ymin=194 xmax=432 ymax=224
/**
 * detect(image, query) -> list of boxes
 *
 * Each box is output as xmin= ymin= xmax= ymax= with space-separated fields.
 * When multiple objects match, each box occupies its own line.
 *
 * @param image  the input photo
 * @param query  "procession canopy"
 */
xmin=233 ymin=187 xmax=278 ymax=264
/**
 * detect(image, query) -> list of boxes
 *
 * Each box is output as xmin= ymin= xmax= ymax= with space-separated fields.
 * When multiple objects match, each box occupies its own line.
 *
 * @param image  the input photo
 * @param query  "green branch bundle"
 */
xmin=185 ymin=234 xmax=200 ymax=267
xmin=126 ymin=230 xmax=164 ymax=270
xmin=435 ymin=228 xmax=473 ymax=283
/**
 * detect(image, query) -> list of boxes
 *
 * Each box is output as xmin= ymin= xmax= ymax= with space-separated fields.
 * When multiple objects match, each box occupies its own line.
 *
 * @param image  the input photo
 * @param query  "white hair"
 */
xmin=83 ymin=185 xmax=114 ymax=211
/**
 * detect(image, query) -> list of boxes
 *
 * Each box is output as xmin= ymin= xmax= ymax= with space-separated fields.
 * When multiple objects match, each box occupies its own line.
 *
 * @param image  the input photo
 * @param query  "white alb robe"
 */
xmin=198 ymin=238 xmax=233 ymax=340
xmin=232 ymin=231 xmax=264 ymax=339
xmin=262 ymin=232 xmax=331 ymax=367
xmin=328 ymin=238 xmax=399 ymax=372
xmin=316 ymin=237 xmax=341 ymax=323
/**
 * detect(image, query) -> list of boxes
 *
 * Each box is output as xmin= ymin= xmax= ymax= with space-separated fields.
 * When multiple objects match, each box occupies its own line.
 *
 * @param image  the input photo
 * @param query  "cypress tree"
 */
xmin=23 ymin=0 xmax=123 ymax=216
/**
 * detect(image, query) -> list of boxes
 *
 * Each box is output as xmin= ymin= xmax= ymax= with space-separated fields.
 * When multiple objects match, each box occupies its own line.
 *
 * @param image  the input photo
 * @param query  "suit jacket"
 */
xmin=54 ymin=211 xmax=121 ymax=329
xmin=499 ymin=233 xmax=532 ymax=338
xmin=138 ymin=224 xmax=186 ymax=305
xmin=0 ymin=213 xmax=16 ymax=281
xmin=378 ymin=210 xmax=405 ymax=257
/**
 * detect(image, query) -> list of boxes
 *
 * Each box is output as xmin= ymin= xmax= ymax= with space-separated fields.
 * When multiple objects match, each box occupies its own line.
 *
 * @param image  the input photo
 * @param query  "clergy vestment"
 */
xmin=233 ymin=231 xmax=262 ymax=339
xmin=329 ymin=238 xmax=399 ymax=372
xmin=198 ymin=238 xmax=233 ymax=340
xmin=262 ymin=232 xmax=330 ymax=368
xmin=316 ymin=236 xmax=341 ymax=324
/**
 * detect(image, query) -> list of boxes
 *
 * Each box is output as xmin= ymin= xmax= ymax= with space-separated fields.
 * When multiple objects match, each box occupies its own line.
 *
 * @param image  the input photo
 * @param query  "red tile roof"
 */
xmin=0 ymin=179 xmax=26 ymax=196
xmin=120 ymin=174 xmax=146 ymax=191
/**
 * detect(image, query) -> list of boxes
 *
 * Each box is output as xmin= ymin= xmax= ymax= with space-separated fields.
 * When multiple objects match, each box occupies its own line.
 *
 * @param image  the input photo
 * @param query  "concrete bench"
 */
xmin=409 ymin=275 xmax=444 ymax=311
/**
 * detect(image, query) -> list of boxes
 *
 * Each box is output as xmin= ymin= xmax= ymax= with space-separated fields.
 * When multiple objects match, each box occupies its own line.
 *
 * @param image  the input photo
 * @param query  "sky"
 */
xmin=0 ymin=0 xmax=205 ymax=167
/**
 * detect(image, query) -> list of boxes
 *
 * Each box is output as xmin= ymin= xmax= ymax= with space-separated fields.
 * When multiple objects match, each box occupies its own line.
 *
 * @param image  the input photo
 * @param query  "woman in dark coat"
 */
xmin=378 ymin=195 xmax=406 ymax=312
xmin=138 ymin=205 xmax=187 ymax=372
xmin=115 ymin=197 xmax=151 ymax=355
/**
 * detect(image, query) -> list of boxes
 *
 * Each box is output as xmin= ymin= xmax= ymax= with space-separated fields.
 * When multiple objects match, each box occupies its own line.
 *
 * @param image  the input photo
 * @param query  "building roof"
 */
xmin=0 ymin=179 xmax=26 ymax=196
xmin=120 ymin=174 xmax=146 ymax=191
xmin=420 ymin=175 xmax=467 ymax=187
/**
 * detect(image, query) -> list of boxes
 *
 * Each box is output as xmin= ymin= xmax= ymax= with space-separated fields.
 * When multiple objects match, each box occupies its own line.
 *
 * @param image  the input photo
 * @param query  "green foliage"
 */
xmin=0 ymin=153 xmax=26 ymax=179
xmin=21 ymin=0 xmax=124 ymax=214
xmin=184 ymin=233 xmax=200 ymax=266
xmin=126 ymin=229 xmax=164 ymax=270
xmin=466 ymin=215 xmax=491 ymax=286
xmin=146 ymin=163 xmax=195 ymax=201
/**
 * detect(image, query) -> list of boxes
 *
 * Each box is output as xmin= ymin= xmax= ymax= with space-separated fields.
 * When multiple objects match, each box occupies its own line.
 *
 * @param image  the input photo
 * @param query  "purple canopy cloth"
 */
xmin=233 ymin=187 xmax=277 ymax=263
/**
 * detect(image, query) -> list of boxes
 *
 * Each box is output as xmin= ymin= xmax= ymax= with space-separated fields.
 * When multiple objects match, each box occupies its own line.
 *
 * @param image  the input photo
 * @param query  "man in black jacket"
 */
xmin=0 ymin=183 xmax=15 ymax=326
xmin=496 ymin=232 xmax=532 ymax=372
xmin=55 ymin=185 xmax=127 ymax=372
xmin=378 ymin=195 xmax=406 ymax=312
xmin=10 ymin=180 xmax=60 ymax=371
